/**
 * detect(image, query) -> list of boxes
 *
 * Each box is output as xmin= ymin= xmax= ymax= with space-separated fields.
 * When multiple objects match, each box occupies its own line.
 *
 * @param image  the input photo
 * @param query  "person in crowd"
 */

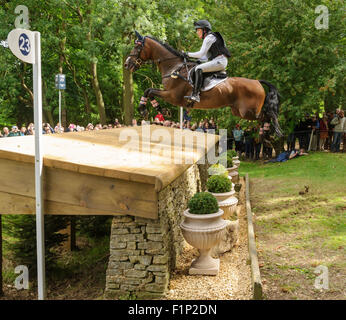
xmin=154 ymin=111 xmax=165 ymax=122
xmin=20 ymin=126 xmax=27 ymax=136
xmin=131 ymin=119 xmax=138 ymax=126
xmin=163 ymin=120 xmax=171 ymax=127
xmin=309 ymin=114 xmax=320 ymax=151
xmin=244 ymin=127 xmax=254 ymax=159
xmin=326 ymin=112 xmax=334 ymax=150
xmin=330 ymin=110 xmax=345 ymax=152
xmin=232 ymin=124 xmax=244 ymax=156
xmin=196 ymin=121 xmax=204 ymax=132
xmin=262 ymin=122 xmax=273 ymax=159
xmin=190 ymin=123 xmax=197 ymax=131
xmin=8 ymin=125 xmax=21 ymax=137
xmin=114 ymin=118 xmax=120 ymax=127
xmin=43 ymin=123 xmax=52 ymax=134
xmin=2 ymin=127 xmax=9 ymax=137
xmin=183 ymin=110 xmax=192 ymax=122
xmin=68 ymin=124 xmax=76 ymax=132
xmin=265 ymin=148 xmax=308 ymax=163
xmin=26 ymin=124 xmax=34 ymax=135
xmin=86 ymin=123 xmax=94 ymax=131
xmin=319 ymin=114 xmax=329 ymax=151
xmin=209 ymin=118 xmax=216 ymax=130
xmin=253 ymin=125 xmax=262 ymax=160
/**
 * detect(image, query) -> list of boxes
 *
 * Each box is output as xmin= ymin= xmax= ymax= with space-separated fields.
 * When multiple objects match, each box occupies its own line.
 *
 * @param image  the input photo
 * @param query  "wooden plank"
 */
xmin=0 ymin=126 xmax=219 ymax=191
xmin=0 ymin=191 xmax=157 ymax=218
xmin=245 ymin=173 xmax=263 ymax=300
xmin=0 ymin=158 xmax=158 ymax=219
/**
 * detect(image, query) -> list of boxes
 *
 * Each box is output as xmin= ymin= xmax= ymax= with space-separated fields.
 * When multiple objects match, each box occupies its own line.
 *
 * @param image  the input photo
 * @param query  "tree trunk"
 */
xmin=122 ymin=55 xmax=134 ymax=125
xmin=42 ymin=80 xmax=54 ymax=125
xmin=90 ymin=62 xmax=107 ymax=125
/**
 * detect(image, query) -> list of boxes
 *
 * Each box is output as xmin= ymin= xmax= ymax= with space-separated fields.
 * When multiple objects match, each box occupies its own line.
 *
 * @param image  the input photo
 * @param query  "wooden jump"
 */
xmin=0 ymin=126 xmax=219 ymax=219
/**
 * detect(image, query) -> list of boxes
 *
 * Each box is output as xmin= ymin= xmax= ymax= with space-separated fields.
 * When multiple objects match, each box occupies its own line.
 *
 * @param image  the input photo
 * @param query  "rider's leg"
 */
xmin=185 ymin=57 xmax=228 ymax=103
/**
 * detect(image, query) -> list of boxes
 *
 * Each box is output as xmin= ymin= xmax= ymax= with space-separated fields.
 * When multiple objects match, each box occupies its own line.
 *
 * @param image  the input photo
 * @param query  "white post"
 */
xmin=33 ymin=31 xmax=46 ymax=300
xmin=58 ymin=89 xmax=61 ymax=130
xmin=180 ymin=107 xmax=183 ymax=130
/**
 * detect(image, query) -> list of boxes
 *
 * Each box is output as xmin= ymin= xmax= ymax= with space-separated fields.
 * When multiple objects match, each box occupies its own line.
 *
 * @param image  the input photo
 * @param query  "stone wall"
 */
xmin=105 ymin=162 xmax=209 ymax=299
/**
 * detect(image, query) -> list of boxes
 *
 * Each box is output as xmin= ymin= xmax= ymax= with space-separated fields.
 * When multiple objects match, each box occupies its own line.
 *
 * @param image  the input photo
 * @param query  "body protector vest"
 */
xmin=207 ymin=32 xmax=231 ymax=60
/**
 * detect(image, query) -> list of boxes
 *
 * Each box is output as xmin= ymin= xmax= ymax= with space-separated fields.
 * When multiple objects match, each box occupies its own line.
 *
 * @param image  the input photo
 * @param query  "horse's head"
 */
xmin=124 ymin=31 xmax=151 ymax=72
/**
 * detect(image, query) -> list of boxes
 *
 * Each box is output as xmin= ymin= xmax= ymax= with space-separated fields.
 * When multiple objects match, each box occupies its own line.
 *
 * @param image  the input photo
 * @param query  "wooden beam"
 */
xmin=0 ymin=191 xmax=157 ymax=219
xmin=245 ymin=173 xmax=263 ymax=300
xmin=0 ymin=215 xmax=3 ymax=296
xmin=0 ymin=158 xmax=158 ymax=218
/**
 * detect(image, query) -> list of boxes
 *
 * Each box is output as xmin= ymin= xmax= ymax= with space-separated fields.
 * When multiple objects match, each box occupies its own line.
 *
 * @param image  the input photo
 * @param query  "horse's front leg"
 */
xmin=138 ymin=88 xmax=170 ymax=117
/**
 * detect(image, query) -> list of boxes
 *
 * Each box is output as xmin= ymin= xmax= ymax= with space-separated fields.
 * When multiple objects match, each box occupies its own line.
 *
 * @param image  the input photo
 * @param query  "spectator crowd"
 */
xmin=1 ymin=109 xmax=344 ymax=158
xmin=228 ymin=109 xmax=345 ymax=160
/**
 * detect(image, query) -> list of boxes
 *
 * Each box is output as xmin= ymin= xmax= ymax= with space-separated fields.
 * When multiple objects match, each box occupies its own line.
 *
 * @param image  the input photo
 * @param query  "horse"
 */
xmin=124 ymin=31 xmax=282 ymax=137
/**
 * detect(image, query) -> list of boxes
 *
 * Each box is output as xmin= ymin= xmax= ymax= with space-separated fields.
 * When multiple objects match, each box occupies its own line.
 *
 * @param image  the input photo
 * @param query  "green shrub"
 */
xmin=207 ymin=175 xmax=232 ymax=193
xmin=3 ymin=215 xmax=69 ymax=275
xmin=188 ymin=192 xmax=219 ymax=214
xmin=207 ymin=163 xmax=228 ymax=177
xmin=227 ymin=150 xmax=237 ymax=158
xmin=219 ymin=152 xmax=234 ymax=168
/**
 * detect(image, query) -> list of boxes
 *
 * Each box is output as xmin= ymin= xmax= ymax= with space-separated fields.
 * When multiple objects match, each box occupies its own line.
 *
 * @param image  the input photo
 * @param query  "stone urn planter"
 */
xmin=206 ymin=174 xmax=238 ymax=219
xmin=180 ymin=192 xmax=227 ymax=275
xmin=218 ymin=196 xmax=238 ymax=220
xmin=228 ymin=170 xmax=239 ymax=183
xmin=227 ymin=165 xmax=238 ymax=174
xmin=181 ymin=208 xmax=227 ymax=275
xmin=232 ymin=158 xmax=240 ymax=168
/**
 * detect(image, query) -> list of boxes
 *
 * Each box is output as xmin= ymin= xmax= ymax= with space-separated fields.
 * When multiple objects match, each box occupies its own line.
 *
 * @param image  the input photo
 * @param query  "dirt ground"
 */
xmin=250 ymin=177 xmax=345 ymax=300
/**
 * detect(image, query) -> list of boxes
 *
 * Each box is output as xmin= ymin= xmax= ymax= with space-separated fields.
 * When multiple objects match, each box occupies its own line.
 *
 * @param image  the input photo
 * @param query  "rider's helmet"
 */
xmin=194 ymin=20 xmax=212 ymax=32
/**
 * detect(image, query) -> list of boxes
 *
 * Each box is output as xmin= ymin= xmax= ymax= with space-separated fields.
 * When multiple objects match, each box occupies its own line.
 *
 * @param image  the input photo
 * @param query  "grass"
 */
xmin=239 ymin=152 xmax=346 ymax=300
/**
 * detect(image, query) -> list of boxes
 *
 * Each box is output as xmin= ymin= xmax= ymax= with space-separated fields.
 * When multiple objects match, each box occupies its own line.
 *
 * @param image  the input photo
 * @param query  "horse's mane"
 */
xmin=146 ymin=36 xmax=184 ymax=58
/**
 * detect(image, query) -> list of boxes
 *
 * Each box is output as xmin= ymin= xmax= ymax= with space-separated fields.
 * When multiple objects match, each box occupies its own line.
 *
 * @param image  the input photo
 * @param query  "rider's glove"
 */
xmin=181 ymin=51 xmax=189 ymax=60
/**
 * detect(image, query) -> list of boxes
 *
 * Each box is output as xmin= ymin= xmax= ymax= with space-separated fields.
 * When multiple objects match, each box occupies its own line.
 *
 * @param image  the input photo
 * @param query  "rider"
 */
xmin=184 ymin=20 xmax=231 ymax=103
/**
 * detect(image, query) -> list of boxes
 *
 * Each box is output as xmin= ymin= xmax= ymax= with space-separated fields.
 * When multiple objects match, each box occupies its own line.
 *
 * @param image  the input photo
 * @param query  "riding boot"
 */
xmin=184 ymin=69 xmax=203 ymax=103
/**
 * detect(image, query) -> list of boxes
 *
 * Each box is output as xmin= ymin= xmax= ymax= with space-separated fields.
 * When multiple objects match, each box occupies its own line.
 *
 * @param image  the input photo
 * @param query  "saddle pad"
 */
xmin=201 ymin=76 xmax=228 ymax=92
xmin=187 ymin=68 xmax=228 ymax=92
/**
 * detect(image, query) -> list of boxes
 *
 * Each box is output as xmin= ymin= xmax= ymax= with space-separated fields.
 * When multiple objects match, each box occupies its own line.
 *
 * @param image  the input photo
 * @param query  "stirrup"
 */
xmin=184 ymin=94 xmax=200 ymax=103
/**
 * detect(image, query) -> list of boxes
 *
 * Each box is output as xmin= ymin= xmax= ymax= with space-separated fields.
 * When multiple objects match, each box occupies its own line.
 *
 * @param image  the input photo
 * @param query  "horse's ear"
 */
xmin=135 ymin=30 xmax=144 ymax=41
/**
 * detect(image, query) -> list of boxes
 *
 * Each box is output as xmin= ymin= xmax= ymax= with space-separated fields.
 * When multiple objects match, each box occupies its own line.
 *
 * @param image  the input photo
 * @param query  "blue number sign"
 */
xmin=18 ymin=33 xmax=31 ymax=56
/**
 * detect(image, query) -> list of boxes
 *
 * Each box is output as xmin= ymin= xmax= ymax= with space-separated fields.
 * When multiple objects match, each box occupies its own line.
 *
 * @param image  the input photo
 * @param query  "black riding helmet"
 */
xmin=194 ymin=20 xmax=212 ymax=39
xmin=194 ymin=20 xmax=212 ymax=31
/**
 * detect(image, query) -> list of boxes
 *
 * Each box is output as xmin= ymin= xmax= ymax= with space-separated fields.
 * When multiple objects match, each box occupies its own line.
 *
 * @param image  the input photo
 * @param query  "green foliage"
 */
xmin=227 ymin=150 xmax=237 ymax=158
xmin=0 ymin=0 xmax=344 ymax=130
xmin=219 ymin=152 xmax=233 ymax=168
xmin=188 ymin=192 xmax=219 ymax=214
xmin=207 ymin=175 xmax=232 ymax=193
xmin=3 ymin=214 xmax=69 ymax=275
xmin=77 ymin=216 xmax=112 ymax=238
xmin=208 ymin=163 xmax=228 ymax=177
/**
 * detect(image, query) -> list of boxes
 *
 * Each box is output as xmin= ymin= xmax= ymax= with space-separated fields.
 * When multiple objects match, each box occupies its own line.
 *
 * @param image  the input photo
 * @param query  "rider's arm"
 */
xmin=188 ymin=34 xmax=217 ymax=59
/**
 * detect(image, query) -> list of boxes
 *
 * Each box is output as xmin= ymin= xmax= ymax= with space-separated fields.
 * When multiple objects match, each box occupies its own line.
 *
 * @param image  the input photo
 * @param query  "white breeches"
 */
xmin=195 ymin=55 xmax=228 ymax=73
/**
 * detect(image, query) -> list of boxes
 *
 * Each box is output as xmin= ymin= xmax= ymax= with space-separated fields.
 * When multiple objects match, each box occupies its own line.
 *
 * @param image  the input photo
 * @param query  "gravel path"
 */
xmin=162 ymin=178 xmax=252 ymax=300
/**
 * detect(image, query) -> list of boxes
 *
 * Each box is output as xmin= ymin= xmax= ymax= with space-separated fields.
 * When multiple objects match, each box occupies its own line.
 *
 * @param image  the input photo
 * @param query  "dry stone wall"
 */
xmin=105 ymin=162 xmax=210 ymax=299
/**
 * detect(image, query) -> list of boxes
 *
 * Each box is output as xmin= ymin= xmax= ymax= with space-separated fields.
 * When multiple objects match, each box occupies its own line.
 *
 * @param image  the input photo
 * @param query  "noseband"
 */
xmin=129 ymin=39 xmax=145 ymax=68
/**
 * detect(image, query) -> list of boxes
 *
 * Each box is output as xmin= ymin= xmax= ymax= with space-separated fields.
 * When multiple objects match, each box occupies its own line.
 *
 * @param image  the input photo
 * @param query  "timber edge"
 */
xmin=245 ymin=173 xmax=263 ymax=300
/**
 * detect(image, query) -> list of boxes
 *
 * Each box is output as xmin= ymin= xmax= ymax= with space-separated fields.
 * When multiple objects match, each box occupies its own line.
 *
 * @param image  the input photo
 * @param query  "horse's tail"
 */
xmin=259 ymin=80 xmax=283 ymax=137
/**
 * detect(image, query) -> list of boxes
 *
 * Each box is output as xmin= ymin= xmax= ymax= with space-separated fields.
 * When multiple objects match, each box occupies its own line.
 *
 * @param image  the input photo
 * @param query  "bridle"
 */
xmin=128 ymin=39 xmax=145 ymax=69
xmin=129 ymin=37 xmax=185 ymax=69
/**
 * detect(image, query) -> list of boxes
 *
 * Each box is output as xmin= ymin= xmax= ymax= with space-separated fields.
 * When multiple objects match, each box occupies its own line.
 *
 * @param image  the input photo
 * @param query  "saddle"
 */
xmin=189 ymin=67 xmax=228 ymax=92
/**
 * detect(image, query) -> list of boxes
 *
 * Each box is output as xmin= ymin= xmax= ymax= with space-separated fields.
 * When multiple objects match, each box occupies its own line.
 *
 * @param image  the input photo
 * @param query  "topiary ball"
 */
xmin=207 ymin=163 xmax=228 ymax=177
xmin=207 ymin=175 xmax=232 ymax=193
xmin=188 ymin=192 xmax=219 ymax=214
